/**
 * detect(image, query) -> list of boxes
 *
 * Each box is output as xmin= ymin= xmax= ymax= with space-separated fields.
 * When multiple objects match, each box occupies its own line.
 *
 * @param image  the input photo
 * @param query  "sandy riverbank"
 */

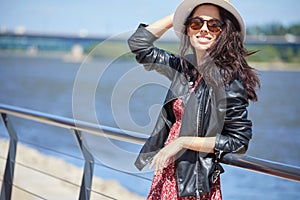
xmin=0 ymin=139 xmax=145 ymax=200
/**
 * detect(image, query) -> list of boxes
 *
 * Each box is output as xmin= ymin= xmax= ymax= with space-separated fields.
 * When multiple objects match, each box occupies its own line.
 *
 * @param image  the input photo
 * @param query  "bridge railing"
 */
xmin=0 ymin=103 xmax=299 ymax=199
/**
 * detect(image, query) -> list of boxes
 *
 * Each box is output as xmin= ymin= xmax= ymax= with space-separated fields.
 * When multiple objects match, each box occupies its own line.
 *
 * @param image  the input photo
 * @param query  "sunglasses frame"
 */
xmin=186 ymin=16 xmax=224 ymax=33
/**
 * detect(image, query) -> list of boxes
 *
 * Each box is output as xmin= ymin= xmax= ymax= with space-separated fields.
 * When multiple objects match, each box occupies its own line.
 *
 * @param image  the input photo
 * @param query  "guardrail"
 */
xmin=0 ymin=103 xmax=300 ymax=199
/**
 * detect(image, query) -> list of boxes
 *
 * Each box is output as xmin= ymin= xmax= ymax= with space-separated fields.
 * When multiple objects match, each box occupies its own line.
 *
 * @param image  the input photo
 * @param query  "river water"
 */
xmin=0 ymin=53 xmax=299 ymax=199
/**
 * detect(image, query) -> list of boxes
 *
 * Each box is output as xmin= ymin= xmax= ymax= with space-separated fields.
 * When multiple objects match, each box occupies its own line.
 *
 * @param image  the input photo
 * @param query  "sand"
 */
xmin=0 ymin=139 xmax=145 ymax=200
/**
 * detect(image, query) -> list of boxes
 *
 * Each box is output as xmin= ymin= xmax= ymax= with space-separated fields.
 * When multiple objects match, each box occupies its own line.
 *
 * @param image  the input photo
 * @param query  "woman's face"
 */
xmin=187 ymin=4 xmax=222 ymax=53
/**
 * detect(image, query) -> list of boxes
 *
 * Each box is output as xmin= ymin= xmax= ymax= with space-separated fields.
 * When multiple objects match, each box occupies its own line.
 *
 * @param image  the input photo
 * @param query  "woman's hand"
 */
xmin=149 ymin=136 xmax=216 ymax=173
xmin=149 ymin=137 xmax=183 ymax=173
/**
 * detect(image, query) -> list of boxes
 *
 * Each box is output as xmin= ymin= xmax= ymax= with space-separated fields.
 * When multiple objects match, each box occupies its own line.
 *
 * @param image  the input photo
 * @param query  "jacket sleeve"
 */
xmin=214 ymin=79 xmax=252 ymax=157
xmin=127 ymin=23 xmax=181 ymax=80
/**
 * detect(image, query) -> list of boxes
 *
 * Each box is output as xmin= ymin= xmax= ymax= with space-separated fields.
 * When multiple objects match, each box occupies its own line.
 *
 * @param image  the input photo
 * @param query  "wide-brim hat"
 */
xmin=173 ymin=0 xmax=246 ymax=41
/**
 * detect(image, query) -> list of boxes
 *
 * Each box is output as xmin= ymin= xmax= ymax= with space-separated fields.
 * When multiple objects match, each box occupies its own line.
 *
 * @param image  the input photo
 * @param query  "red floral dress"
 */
xmin=147 ymin=89 xmax=222 ymax=200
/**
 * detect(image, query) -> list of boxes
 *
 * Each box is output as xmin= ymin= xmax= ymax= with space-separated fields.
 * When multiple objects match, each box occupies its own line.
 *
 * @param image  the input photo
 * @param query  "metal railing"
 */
xmin=0 ymin=103 xmax=299 ymax=200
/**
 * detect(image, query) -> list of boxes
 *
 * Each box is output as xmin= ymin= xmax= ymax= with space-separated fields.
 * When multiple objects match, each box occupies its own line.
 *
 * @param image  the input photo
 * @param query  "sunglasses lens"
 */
xmin=188 ymin=17 xmax=223 ymax=32
xmin=189 ymin=18 xmax=204 ymax=30
xmin=207 ymin=19 xmax=222 ymax=32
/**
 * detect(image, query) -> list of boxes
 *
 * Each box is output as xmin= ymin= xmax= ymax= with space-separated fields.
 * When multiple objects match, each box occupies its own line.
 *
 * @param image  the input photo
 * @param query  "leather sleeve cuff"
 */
xmin=214 ymin=133 xmax=247 ymax=156
xmin=215 ymin=133 xmax=225 ymax=152
xmin=127 ymin=23 xmax=158 ymax=52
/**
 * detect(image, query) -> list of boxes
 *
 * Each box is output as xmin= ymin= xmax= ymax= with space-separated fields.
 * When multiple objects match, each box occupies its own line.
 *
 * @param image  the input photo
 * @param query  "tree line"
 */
xmin=247 ymin=22 xmax=300 ymax=36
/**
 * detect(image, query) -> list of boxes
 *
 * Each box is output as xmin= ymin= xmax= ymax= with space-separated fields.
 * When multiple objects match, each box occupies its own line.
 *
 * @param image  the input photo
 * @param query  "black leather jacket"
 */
xmin=127 ymin=24 xmax=252 ymax=196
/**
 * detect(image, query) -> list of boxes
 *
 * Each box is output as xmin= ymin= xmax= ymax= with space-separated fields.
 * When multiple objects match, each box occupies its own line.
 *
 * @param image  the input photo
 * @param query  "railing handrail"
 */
xmin=0 ymin=103 xmax=299 ymax=184
xmin=0 ymin=103 xmax=148 ymax=145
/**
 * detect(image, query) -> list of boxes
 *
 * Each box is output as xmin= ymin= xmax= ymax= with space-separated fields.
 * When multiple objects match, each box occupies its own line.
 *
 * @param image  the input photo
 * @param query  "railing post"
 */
xmin=73 ymin=130 xmax=94 ymax=200
xmin=0 ymin=114 xmax=18 ymax=200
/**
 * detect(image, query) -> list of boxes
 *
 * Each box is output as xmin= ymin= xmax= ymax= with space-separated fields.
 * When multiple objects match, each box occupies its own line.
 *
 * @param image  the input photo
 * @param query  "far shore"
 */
xmin=0 ymin=139 xmax=145 ymax=200
xmin=250 ymin=61 xmax=300 ymax=71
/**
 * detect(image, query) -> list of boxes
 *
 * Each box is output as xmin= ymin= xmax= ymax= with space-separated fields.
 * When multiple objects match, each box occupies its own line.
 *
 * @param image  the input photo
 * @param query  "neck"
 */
xmin=195 ymin=50 xmax=206 ymax=69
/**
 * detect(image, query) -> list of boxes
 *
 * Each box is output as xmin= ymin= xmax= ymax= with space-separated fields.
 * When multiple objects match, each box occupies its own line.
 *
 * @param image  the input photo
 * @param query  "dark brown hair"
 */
xmin=179 ymin=4 xmax=260 ymax=101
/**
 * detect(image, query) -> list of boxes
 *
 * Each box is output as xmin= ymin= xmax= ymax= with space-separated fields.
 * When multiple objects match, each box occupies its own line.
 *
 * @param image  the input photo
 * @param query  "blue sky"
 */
xmin=0 ymin=0 xmax=299 ymax=36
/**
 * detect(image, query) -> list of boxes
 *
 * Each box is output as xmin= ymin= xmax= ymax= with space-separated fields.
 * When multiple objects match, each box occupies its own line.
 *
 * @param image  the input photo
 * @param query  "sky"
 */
xmin=0 ymin=0 xmax=299 ymax=37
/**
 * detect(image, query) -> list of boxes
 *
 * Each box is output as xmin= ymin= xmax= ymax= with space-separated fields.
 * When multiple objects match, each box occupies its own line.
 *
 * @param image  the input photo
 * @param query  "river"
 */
xmin=0 ymin=53 xmax=299 ymax=199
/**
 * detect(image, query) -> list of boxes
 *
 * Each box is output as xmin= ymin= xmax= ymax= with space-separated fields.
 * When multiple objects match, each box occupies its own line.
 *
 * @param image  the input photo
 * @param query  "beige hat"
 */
xmin=173 ymin=0 xmax=246 ymax=41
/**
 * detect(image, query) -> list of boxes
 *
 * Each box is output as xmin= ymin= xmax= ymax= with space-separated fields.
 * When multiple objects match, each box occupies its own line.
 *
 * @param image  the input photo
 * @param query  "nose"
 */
xmin=200 ymin=21 xmax=209 ymax=33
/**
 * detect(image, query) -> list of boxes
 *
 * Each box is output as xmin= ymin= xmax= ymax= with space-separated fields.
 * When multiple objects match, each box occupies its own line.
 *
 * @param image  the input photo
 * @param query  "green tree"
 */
xmin=247 ymin=22 xmax=300 ymax=36
xmin=288 ymin=24 xmax=300 ymax=35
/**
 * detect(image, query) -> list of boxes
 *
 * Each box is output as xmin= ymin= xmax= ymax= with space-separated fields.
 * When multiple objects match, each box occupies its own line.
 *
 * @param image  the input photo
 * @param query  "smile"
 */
xmin=196 ymin=35 xmax=212 ymax=43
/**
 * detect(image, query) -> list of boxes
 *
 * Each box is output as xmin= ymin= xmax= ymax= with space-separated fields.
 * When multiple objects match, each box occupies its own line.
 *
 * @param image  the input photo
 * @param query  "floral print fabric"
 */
xmin=147 ymin=97 xmax=222 ymax=200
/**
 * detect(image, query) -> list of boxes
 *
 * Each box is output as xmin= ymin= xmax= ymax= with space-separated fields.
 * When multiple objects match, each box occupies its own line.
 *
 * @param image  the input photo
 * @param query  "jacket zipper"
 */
xmin=195 ymin=160 xmax=200 ymax=200
xmin=195 ymin=85 xmax=211 ymax=198
xmin=205 ymin=87 xmax=212 ymax=114
xmin=196 ymin=99 xmax=201 ymax=199
xmin=195 ymin=86 xmax=205 ymax=198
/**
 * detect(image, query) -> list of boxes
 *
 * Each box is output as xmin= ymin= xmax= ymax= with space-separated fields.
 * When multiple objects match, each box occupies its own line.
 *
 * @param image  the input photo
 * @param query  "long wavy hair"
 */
xmin=179 ymin=4 xmax=260 ymax=101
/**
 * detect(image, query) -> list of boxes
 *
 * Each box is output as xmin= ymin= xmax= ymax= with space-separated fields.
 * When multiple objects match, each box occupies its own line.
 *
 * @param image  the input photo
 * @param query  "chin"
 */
xmin=190 ymin=40 xmax=212 ymax=52
xmin=194 ymin=44 xmax=211 ymax=51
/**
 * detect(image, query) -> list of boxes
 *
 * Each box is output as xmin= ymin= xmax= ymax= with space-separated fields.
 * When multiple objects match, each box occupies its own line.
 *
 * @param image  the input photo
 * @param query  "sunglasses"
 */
xmin=186 ymin=17 xmax=224 ymax=33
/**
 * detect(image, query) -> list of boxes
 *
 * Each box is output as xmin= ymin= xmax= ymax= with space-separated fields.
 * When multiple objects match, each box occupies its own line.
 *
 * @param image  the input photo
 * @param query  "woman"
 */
xmin=128 ymin=0 xmax=260 ymax=199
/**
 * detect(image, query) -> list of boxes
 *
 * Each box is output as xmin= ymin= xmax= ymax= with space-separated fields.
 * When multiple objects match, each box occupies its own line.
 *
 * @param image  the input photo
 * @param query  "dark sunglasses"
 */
xmin=185 ymin=17 xmax=224 ymax=33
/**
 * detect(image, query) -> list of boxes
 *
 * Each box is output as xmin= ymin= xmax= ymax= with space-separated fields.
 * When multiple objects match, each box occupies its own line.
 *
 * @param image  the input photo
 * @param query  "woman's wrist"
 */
xmin=145 ymin=13 xmax=174 ymax=38
xmin=179 ymin=136 xmax=216 ymax=153
xmin=178 ymin=137 xmax=191 ymax=150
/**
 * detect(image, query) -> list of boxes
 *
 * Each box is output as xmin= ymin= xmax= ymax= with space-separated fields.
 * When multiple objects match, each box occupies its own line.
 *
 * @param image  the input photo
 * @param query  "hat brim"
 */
xmin=173 ymin=0 xmax=245 ymax=41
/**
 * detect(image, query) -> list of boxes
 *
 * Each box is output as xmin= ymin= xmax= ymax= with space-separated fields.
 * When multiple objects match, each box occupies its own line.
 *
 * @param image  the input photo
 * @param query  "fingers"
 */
xmin=150 ymin=151 xmax=169 ymax=174
xmin=149 ymin=155 xmax=156 ymax=170
xmin=149 ymin=153 xmax=160 ymax=172
xmin=155 ymin=156 xmax=165 ymax=174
